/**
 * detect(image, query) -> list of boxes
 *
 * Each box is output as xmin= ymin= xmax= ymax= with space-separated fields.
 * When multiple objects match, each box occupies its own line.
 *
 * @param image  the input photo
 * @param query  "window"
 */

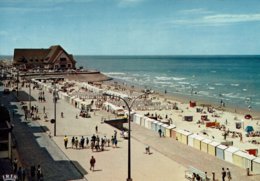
xmin=68 ymin=64 xmax=71 ymax=67
xmin=60 ymin=58 xmax=66 ymax=62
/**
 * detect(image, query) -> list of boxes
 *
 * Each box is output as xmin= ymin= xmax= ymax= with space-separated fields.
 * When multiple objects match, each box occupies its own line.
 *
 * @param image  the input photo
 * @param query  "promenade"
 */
xmin=3 ymin=83 xmax=260 ymax=181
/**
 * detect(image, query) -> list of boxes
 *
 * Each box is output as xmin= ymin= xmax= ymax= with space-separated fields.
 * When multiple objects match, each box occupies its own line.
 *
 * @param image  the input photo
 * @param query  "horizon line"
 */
xmin=1 ymin=54 xmax=260 ymax=57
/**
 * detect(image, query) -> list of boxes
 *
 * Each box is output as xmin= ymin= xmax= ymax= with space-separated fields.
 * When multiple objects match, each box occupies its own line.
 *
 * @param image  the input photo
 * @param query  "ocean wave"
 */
xmin=231 ymin=83 xmax=239 ymax=87
xmin=155 ymin=76 xmax=186 ymax=81
xmin=105 ymin=72 xmax=126 ymax=75
xmin=155 ymin=76 xmax=172 ymax=81
xmin=210 ymin=70 xmax=217 ymax=73
xmin=222 ymin=92 xmax=242 ymax=99
xmin=243 ymin=89 xmax=247 ymax=91
xmin=198 ymin=91 xmax=210 ymax=96
xmin=208 ymin=87 xmax=215 ymax=90
xmin=153 ymin=80 xmax=173 ymax=85
xmin=172 ymin=77 xmax=186 ymax=81
xmin=215 ymin=83 xmax=225 ymax=86
xmin=178 ymin=81 xmax=190 ymax=85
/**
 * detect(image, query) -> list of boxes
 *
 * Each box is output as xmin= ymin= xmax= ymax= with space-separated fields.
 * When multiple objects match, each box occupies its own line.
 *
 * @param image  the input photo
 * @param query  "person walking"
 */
xmin=71 ymin=136 xmax=75 ymax=148
xmin=86 ymin=137 xmax=89 ymax=148
xmin=95 ymin=125 xmax=98 ymax=133
xmin=222 ymin=167 xmax=226 ymax=181
xmin=37 ymin=165 xmax=42 ymax=181
xmin=64 ymin=135 xmax=68 ymax=149
xmin=90 ymin=156 xmax=96 ymax=171
xmin=114 ymin=138 xmax=118 ymax=148
xmin=75 ymin=137 xmax=79 ymax=149
xmin=158 ymin=129 xmax=162 ymax=137
xmin=30 ymin=165 xmax=36 ymax=180
xmin=80 ymin=136 xmax=85 ymax=149
xmin=13 ymin=158 xmax=18 ymax=174
xmin=226 ymin=168 xmax=232 ymax=180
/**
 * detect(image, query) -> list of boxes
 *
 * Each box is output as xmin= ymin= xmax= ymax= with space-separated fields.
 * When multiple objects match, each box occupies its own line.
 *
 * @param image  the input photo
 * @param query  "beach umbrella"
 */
xmin=245 ymin=114 xmax=252 ymax=119
xmin=245 ymin=126 xmax=254 ymax=133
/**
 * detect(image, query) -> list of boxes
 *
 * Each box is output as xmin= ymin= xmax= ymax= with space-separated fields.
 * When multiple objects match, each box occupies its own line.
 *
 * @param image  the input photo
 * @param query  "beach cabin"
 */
xmin=176 ymin=130 xmax=192 ymax=144
xmin=216 ymin=145 xmax=228 ymax=160
xmin=208 ymin=141 xmax=221 ymax=156
xmin=252 ymin=157 xmax=260 ymax=174
xmin=225 ymin=146 xmax=240 ymax=163
xmin=165 ymin=124 xmax=176 ymax=138
xmin=144 ymin=117 xmax=150 ymax=129
xmin=140 ymin=116 xmax=145 ymax=127
xmin=151 ymin=120 xmax=159 ymax=132
xmin=161 ymin=124 xmax=169 ymax=137
xmin=156 ymin=122 xmax=164 ymax=132
xmin=233 ymin=150 xmax=256 ymax=170
xmin=183 ymin=116 xmax=193 ymax=122
xmin=188 ymin=134 xmax=197 ymax=148
xmin=146 ymin=118 xmax=153 ymax=129
xmin=201 ymin=138 xmax=213 ymax=153
xmin=133 ymin=114 xmax=142 ymax=125
xmin=193 ymin=135 xmax=205 ymax=150
xmin=171 ymin=129 xmax=177 ymax=139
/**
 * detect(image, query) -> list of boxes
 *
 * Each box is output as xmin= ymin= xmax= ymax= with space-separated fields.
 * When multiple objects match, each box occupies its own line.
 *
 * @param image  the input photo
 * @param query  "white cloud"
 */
xmin=180 ymin=8 xmax=213 ymax=15
xmin=204 ymin=14 xmax=260 ymax=24
xmin=170 ymin=13 xmax=260 ymax=27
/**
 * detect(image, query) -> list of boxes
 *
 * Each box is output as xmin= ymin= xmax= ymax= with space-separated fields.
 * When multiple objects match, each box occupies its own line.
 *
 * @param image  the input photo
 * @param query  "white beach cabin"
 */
xmin=165 ymin=124 xmax=176 ymax=138
xmin=252 ymin=157 xmax=260 ymax=174
xmin=224 ymin=146 xmax=240 ymax=163
xmin=201 ymin=138 xmax=213 ymax=153
xmin=188 ymin=134 xmax=197 ymax=148
xmin=208 ymin=141 xmax=221 ymax=156
xmin=193 ymin=135 xmax=205 ymax=150
xmin=176 ymin=129 xmax=192 ymax=145
xmin=216 ymin=145 xmax=228 ymax=160
xmin=233 ymin=150 xmax=256 ymax=170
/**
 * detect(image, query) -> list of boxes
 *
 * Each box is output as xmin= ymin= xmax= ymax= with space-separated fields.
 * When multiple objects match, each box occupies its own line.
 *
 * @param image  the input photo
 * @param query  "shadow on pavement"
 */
xmin=2 ymin=92 xmax=86 ymax=181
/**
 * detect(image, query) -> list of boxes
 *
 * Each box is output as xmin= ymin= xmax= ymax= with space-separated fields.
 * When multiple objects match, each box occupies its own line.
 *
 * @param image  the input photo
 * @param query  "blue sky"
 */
xmin=1 ymin=0 xmax=260 ymax=55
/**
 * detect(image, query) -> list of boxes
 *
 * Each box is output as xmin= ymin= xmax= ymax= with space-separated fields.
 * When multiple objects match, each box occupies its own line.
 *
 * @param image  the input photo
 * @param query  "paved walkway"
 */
xmin=3 ymin=84 xmax=260 ymax=181
xmin=1 ymin=91 xmax=84 ymax=181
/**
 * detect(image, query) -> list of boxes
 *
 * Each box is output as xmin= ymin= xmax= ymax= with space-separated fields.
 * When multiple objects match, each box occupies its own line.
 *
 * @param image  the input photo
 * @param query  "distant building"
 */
xmin=0 ymin=106 xmax=12 ymax=159
xmin=13 ymin=45 xmax=76 ymax=70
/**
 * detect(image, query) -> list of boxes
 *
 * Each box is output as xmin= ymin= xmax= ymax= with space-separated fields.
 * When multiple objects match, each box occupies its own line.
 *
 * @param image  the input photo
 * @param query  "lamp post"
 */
xmin=103 ymin=90 xmax=151 ymax=181
xmin=29 ymin=80 xmax=31 ymax=109
xmin=16 ymin=71 xmax=19 ymax=97
xmin=53 ymin=85 xmax=58 ymax=136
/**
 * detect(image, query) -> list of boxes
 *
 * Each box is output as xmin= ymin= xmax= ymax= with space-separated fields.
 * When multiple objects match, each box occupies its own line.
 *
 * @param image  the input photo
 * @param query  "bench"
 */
xmin=185 ymin=166 xmax=210 ymax=181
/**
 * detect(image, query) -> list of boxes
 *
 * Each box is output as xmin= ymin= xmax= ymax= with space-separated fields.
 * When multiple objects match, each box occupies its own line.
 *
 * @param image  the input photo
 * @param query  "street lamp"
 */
xmin=103 ymin=90 xmax=152 ymax=181
xmin=53 ymin=85 xmax=59 ymax=136
xmin=29 ymin=80 xmax=31 ymax=109
xmin=16 ymin=71 xmax=19 ymax=97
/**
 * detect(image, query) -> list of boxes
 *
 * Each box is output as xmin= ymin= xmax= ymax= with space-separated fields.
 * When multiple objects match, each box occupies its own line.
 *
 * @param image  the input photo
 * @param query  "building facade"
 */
xmin=0 ymin=106 xmax=12 ymax=159
xmin=13 ymin=45 xmax=76 ymax=70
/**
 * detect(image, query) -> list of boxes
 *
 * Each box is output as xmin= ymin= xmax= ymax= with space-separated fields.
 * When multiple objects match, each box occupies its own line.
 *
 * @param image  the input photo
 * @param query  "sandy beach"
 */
xmin=2 ymin=72 xmax=260 ymax=180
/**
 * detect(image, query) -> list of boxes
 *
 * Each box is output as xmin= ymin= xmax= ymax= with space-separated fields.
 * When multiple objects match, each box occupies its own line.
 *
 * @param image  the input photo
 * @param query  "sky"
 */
xmin=1 ymin=0 xmax=260 ymax=55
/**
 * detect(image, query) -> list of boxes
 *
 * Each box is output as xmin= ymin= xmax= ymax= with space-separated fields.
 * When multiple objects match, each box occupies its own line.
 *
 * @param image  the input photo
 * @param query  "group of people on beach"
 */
xmin=38 ymin=90 xmax=46 ymax=102
xmin=63 ymin=129 xmax=119 ymax=152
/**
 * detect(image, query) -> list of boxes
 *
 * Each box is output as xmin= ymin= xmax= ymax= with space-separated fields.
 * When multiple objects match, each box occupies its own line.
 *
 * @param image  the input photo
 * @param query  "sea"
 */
xmin=1 ymin=55 xmax=260 ymax=111
xmin=74 ymin=55 xmax=260 ymax=112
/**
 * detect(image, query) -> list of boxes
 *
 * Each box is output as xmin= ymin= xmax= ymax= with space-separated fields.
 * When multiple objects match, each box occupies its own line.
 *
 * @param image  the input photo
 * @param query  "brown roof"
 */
xmin=13 ymin=45 xmax=76 ymax=65
xmin=13 ymin=49 xmax=49 ymax=64
xmin=47 ymin=45 xmax=76 ymax=63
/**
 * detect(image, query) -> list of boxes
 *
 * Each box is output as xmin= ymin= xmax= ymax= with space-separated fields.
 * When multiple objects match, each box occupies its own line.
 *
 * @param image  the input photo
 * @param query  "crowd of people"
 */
xmin=64 ymin=130 xmax=120 ymax=152
xmin=11 ymin=158 xmax=43 ymax=181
